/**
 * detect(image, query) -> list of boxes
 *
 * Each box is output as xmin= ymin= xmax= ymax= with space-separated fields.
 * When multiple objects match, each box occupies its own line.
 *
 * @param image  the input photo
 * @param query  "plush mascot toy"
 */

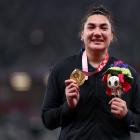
xmin=107 ymin=75 xmax=121 ymax=97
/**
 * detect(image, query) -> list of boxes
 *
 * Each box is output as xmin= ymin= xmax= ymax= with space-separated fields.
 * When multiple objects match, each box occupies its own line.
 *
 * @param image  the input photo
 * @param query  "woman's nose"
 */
xmin=93 ymin=31 xmax=102 ymax=38
xmin=93 ymin=28 xmax=102 ymax=36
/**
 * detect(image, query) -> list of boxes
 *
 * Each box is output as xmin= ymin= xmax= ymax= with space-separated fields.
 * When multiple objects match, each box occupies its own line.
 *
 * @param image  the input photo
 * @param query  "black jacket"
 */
xmin=42 ymin=52 xmax=140 ymax=140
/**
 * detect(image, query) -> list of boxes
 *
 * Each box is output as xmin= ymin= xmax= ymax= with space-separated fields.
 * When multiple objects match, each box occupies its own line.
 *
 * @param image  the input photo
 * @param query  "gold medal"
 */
xmin=70 ymin=69 xmax=86 ymax=86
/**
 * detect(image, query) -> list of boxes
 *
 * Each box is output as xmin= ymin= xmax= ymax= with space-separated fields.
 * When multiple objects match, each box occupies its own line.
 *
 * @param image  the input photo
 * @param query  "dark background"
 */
xmin=0 ymin=0 xmax=140 ymax=139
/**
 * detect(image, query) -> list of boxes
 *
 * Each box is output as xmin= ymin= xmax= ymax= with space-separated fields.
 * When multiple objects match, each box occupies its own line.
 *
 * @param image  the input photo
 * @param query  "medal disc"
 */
xmin=70 ymin=69 xmax=86 ymax=86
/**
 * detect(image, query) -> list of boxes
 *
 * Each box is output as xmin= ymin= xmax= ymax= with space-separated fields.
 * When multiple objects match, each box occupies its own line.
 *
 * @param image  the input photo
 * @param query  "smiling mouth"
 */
xmin=92 ymin=39 xmax=104 ymax=42
xmin=92 ymin=40 xmax=104 ymax=44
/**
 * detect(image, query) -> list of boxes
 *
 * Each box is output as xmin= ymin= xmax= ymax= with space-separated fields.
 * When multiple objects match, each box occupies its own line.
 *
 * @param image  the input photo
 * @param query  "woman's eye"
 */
xmin=101 ymin=27 xmax=108 ymax=30
xmin=87 ymin=25 xmax=95 ymax=30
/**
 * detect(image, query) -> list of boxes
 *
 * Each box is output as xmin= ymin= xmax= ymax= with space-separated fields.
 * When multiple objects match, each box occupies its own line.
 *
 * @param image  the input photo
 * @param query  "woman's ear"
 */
xmin=110 ymin=32 xmax=114 ymax=42
xmin=80 ymin=31 xmax=84 ymax=41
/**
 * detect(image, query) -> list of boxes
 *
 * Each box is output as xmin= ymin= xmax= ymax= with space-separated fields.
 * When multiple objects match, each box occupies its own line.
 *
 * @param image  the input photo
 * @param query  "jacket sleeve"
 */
xmin=124 ymin=69 xmax=140 ymax=132
xmin=41 ymin=67 xmax=77 ymax=130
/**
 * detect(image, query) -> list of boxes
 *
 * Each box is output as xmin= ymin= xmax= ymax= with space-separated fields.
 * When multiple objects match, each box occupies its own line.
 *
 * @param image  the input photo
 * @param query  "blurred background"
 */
xmin=0 ymin=0 xmax=140 ymax=139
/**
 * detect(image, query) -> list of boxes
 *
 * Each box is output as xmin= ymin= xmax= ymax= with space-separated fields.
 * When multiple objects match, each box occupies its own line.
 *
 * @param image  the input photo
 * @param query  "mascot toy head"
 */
xmin=107 ymin=75 xmax=120 ymax=89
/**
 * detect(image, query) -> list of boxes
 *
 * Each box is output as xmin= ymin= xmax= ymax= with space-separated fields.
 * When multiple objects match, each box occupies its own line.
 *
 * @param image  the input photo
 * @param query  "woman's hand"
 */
xmin=65 ymin=79 xmax=80 ymax=108
xmin=109 ymin=97 xmax=128 ymax=119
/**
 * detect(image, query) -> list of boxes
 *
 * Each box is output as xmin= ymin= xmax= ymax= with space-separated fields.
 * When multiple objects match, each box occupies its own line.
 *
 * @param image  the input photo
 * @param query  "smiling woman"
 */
xmin=81 ymin=14 xmax=113 ymax=68
xmin=42 ymin=5 xmax=140 ymax=140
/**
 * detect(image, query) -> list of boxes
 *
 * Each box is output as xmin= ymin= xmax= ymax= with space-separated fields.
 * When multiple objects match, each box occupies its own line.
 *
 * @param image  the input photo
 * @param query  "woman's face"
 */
xmin=81 ymin=14 xmax=113 ymax=53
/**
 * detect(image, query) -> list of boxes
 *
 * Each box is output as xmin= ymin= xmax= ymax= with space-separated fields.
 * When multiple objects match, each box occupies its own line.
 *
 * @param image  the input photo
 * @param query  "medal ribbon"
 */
xmin=82 ymin=50 xmax=109 ymax=79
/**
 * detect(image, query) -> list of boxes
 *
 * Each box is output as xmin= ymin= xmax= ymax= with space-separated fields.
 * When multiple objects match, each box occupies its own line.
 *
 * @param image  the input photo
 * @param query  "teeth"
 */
xmin=93 ymin=40 xmax=102 ymax=42
xmin=93 ymin=40 xmax=103 ymax=42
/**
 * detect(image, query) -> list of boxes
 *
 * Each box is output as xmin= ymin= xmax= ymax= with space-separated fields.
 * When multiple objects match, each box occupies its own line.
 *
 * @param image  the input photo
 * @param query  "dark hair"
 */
xmin=80 ymin=5 xmax=116 ymax=41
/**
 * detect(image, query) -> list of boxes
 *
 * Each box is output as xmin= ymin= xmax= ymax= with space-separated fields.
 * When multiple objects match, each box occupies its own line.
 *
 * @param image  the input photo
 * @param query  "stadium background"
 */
xmin=0 ymin=0 xmax=140 ymax=139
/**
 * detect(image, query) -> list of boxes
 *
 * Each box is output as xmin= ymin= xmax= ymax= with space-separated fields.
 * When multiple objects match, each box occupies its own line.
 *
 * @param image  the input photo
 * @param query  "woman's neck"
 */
xmin=86 ymin=49 xmax=108 ymax=68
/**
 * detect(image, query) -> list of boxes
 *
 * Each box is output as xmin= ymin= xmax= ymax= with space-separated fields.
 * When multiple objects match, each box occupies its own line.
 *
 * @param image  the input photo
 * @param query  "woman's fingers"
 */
xmin=65 ymin=79 xmax=80 ymax=108
xmin=109 ymin=97 xmax=128 ymax=118
xmin=65 ymin=79 xmax=76 ymax=86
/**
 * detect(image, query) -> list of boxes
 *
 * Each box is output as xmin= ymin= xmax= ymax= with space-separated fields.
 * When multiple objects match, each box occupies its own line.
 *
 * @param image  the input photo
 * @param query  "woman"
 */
xmin=42 ymin=5 xmax=140 ymax=140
